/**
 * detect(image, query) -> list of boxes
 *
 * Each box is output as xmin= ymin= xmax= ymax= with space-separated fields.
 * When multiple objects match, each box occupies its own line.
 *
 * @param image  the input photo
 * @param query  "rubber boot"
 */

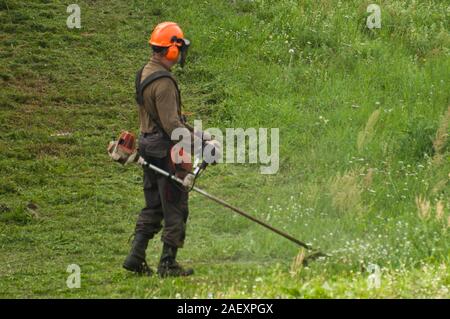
xmin=123 ymin=232 xmax=153 ymax=276
xmin=157 ymin=243 xmax=194 ymax=277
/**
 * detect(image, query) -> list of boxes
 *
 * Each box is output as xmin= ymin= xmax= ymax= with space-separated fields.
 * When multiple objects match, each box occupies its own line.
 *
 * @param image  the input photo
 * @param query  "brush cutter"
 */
xmin=108 ymin=132 xmax=328 ymax=264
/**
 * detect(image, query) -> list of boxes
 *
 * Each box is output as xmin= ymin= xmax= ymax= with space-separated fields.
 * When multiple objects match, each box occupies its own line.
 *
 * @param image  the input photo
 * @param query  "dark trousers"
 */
xmin=134 ymin=152 xmax=189 ymax=249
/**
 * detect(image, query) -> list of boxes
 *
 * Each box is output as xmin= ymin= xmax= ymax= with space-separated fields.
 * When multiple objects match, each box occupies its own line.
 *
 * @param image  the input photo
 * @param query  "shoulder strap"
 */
xmin=135 ymin=67 xmax=144 ymax=104
xmin=135 ymin=67 xmax=181 ymax=138
xmin=135 ymin=69 xmax=179 ymax=106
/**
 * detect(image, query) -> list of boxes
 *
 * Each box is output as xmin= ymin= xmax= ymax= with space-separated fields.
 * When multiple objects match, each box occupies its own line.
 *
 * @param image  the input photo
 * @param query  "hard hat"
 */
xmin=149 ymin=22 xmax=190 ymax=66
xmin=150 ymin=22 xmax=184 ymax=47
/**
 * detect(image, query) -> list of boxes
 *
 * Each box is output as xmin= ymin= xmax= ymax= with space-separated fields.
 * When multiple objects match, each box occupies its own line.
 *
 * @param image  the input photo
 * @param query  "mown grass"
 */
xmin=0 ymin=0 xmax=449 ymax=298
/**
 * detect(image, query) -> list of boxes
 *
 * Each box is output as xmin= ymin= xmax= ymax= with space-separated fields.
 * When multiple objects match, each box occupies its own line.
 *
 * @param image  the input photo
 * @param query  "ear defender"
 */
xmin=165 ymin=44 xmax=180 ymax=61
xmin=165 ymin=36 xmax=181 ymax=61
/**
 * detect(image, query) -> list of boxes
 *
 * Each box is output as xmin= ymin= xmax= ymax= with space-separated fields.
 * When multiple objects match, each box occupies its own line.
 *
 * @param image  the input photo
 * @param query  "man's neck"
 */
xmin=151 ymin=55 xmax=172 ymax=71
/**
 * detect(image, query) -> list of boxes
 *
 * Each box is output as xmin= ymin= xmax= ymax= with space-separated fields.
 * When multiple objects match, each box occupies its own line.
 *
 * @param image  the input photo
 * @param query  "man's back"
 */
xmin=138 ymin=57 xmax=182 ymax=136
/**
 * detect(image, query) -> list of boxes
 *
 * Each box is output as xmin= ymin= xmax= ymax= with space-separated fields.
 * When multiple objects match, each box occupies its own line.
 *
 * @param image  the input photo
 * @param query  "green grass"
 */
xmin=0 ymin=0 xmax=449 ymax=298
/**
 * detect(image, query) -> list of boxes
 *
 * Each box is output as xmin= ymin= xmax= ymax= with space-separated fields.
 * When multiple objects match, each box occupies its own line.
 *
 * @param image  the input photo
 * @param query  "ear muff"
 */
xmin=165 ymin=44 xmax=180 ymax=61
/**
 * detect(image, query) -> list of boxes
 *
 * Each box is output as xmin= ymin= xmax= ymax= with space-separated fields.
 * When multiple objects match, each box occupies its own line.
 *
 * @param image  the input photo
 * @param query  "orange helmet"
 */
xmin=149 ymin=22 xmax=190 ymax=66
xmin=150 ymin=22 xmax=184 ymax=47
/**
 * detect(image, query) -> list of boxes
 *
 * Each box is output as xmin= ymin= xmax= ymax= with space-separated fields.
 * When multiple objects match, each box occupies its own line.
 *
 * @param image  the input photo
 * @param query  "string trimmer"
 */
xmin=108 ymin=131 xmax=328 ymax=264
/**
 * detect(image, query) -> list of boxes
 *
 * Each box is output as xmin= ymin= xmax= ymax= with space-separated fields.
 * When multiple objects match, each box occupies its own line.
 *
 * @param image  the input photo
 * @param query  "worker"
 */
xmin=123 ymin=22 xmax=219 ymax=277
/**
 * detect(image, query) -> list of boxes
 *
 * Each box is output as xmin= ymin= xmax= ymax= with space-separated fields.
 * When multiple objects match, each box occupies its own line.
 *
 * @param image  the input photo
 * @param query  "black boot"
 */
xmin=123 ymin=232 xmax=153 ymax=276
xmin=157 ymin=243 xmax=194 ymax=277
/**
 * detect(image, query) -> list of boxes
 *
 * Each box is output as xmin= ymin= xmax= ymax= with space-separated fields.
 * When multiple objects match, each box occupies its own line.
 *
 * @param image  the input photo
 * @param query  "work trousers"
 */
xmin=134 ymin=136 xmax=189 ymax=248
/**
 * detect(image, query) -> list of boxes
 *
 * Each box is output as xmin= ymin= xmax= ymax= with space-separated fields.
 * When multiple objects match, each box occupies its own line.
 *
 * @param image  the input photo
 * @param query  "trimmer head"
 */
xmin=302 ymin=251 xmax=331 ymax=266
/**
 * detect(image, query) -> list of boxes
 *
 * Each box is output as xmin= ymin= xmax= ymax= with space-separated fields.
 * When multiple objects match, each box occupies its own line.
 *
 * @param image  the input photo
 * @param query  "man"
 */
xmin=123 ymin=22 xmax=217 ymax=277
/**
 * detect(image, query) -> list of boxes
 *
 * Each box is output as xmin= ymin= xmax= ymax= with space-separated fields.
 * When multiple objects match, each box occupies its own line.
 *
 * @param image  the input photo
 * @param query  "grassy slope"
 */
xmin=0 ymin=0 xmax=449 ymax=298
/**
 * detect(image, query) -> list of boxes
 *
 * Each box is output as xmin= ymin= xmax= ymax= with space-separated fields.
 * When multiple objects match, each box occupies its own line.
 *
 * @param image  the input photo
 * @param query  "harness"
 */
xmin=135 ymin=67 xmax=181 ymax=127
xmin=134 ymin=66 xmax=191 ymax=176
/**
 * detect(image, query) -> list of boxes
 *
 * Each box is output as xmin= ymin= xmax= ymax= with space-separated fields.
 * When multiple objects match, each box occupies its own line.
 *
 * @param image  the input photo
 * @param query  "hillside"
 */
xmin=0 ymin=0 xmax=449 ymax=298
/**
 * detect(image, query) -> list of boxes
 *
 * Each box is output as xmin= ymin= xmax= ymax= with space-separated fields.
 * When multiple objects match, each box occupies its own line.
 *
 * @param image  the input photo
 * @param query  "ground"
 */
xmin=0 ymin=0 xmax=449 ymax=298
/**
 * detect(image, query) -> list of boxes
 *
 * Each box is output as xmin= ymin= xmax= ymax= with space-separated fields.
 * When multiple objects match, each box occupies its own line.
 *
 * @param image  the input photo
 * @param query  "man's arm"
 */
xmin=154 ymin=78 xmax=185 ymax=137
xmin=153 ymin=78 xmax=203 ymax=152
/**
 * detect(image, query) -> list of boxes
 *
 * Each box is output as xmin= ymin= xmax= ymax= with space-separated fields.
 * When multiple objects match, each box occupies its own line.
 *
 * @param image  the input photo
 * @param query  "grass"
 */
xmin=0 ymin=0 xmax=449 ymax=298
